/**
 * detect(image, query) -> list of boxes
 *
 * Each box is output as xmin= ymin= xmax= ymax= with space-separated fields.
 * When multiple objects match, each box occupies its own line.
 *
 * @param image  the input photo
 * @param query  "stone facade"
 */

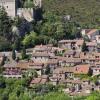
xmin=0 ymin=0 xmax=17 ymax=17
xmin=34 ymin=0 xmax=42 ymax=8
xmin=17 ymin=8 xmax=34 ymax=22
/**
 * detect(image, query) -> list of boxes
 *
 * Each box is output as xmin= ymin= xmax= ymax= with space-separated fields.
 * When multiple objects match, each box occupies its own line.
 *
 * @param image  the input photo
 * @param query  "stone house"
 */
xmin=58 ymin=40 xmax=76 ymax=50
xmin=75 ymin=40 xmax=84 ymax=51
xmin=63 ymin=79 xmax=82 ymax=92
xmin=64 ymin=50 xmax=75 ymax=58
xmin=28 ymin=62 xmax=45 ymax=76
xmin=3 ymin=62 xmax=22 ymax=78
xmin=92 ymin=67 xmax=100 ymax=76
xmin=95 ymin=35 xmax=100 ymax=43
xmin=81 ymin=29 xmax=99 ymax=41
xmin=33 ymin=44 xmax=53 ymax=53
xmin=53 ymin=67 xmax=74 ymax=81
xmin=50 ymin=67 xmax=74 ymax=85
xmin=31 ymin=52 xmax=51 ymax=63
xmin=58 ymin=57 xmax=81 ymax=67
xmin=64 ymin=50 xmax=81 ymax=58
xmin=58 ymin=39 xmax=85 ymax=51
xmin=30 ymin=75 xmax=49 ymax=86
xmin=46 ymin=59 xmax=59 ymax=73
xmin=86 ymin=42 xmax=97 ymax=52
xmin=80 ymin=52 xmax=100 ymax=64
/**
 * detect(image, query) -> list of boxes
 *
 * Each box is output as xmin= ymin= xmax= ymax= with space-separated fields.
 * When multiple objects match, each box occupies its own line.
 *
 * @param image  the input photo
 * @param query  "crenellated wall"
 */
xmin=17 ymin=8 xmax=34 ymax=22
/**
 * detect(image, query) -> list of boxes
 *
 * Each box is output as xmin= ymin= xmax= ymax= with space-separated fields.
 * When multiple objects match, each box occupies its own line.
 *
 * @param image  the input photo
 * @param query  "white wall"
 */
xmin=0 ymin=0 xmax=16 ymax=17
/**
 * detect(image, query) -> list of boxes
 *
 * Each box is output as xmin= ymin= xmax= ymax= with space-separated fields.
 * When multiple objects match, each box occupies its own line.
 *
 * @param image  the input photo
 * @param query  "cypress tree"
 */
xmin=82 ymin=41 xmax=88 ymax=52
xmin=21 ymin=47 xmax=26 ymax=59
xmin=12 ymin=48 xmax=16 ymax=60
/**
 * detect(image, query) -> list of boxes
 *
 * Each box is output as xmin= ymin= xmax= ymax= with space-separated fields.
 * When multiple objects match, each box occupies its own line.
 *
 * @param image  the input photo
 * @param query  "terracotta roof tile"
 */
xmin=32 ymin=52 xmax=50 ymax=57
xmin=74 ymin=64 xmax=90 ymax=74
xmin=53 ymin=67 xmax=74 ymax=74
xmin=86 ymin=29 xmax=98 ymax=35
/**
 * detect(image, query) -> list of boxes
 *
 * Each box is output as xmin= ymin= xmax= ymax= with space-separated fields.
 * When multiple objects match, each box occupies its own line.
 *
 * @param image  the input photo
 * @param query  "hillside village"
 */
xmin=0 ymin=28 xmax=100 ymax=96
xmin=0 ymin=0 xmax=100 ymax=99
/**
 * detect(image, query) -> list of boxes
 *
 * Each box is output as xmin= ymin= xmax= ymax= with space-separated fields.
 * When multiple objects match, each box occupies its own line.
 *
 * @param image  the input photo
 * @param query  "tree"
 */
xmin=0 ymin=7 xmax=12 ymax=40
xmin=22 ymin=31 xmax=37 ymax=47
xmin=82 ymin=41 xmax=88 ymax=52
xmin=0 ymin=77 xmax=6 ymax=88
xmin=13 ymin=38 xmax=21 ymax=51
xmin=34 ymin=92 xmax=71 ymax=100
xmin=88 ymin=68 xmax=93 ymax=76
xmin=21 ymin=47 xmax=27 ymax=59
xmin=12 ymin=48 xmax=16 ymax=60
xmin=63 ymin=21 xmax=78 ymax=39
xmin=45 ymin=66 xmax=50 ymax=75
xmin=24 ymin=0 xmax=34 ymax=8
xmin=9 ymin=93 xmax=18 ymax=100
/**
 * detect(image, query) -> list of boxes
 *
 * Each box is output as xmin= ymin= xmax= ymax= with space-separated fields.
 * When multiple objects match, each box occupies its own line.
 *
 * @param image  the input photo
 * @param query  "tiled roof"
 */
xmin=86 ymin=29 xmax=98 ymax=35
xmin=47 ymin=59 xmax=58 ymax=64
xmin=74 ymin=64 xmax=90 ymax=74
xmin=64 ymin=50 xmax=75 ymax=55
xmin=16 ymin=62 xmax=29 ymax=69
xmin=76 ymin=40 xmax=84 ymax=46
xmin=58 ymin=57 xmax=81 ymax=63
xmin=59 ymin=40 xmax=77 ymax=43
xmin=92 ymin=67 xmax=100 ymax=70
xmin=63 ymin=79 xmax=82 ymax=84
xmin=32 ymin=52 xmax=50 ymax=57
xmin=86 ymin=42 xmax=97 ymax=46
xmin=28 ymin=62 xmax=44 ymax=69
xmin=53 ymin=67 xmax=74 ymax=74
xmin=30 ymin=75 xmax=48 ymax=84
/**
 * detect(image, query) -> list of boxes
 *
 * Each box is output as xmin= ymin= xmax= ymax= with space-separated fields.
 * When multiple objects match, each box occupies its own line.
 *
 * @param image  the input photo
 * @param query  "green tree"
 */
xmin=13 ymin=38 xmax=21 ymax=51
xmin=24 ymin=0 xmax=34 ymax=8
xmin=45 ymin=66 xmax=50 ymax=75
xmin=9 ymin=93 xmax=18 ymax=100
xmin=22 ymin=31 xmax=37 ymax=47
xmin=21 ymin=47 xmax=27 ymax=59
xmin=35 ymin=92 xmax=71 ymax=100
xmin=0 ymin=7 xmax=12 ymax=40
xmin=0 ymin=77 xmax=6 ymax=88
xmin=82 ymin=41 xmax=88 ymax=52
xmin=12 ymin=48 xmax=16 ymax=60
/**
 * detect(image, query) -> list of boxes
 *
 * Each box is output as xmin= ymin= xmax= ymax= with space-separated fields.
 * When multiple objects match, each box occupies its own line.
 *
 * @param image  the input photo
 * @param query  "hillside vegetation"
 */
xmin=43 ymin=0 xmax=100 ymax=27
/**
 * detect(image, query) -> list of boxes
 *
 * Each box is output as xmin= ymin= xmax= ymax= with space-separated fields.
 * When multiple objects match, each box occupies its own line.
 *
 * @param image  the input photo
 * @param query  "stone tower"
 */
xmin=33 ymin=0 xmax=42 ymax=8
xmin=0 ymin=0 xmax=17 ymax=17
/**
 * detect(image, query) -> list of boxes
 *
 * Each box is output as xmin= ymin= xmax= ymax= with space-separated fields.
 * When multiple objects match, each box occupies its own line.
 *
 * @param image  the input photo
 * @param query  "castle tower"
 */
xmin=33 ymin=0 xmax=42 ymax=8
xmin=0 ymin=0 xmax=17 ymax=17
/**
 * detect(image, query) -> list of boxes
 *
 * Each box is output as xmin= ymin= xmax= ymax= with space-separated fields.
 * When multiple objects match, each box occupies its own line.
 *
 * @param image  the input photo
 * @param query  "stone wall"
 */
xmin=17 ymin=8 xmax=34 ymax=22
xmin=0 ymin=0 xmax=16 ymax=17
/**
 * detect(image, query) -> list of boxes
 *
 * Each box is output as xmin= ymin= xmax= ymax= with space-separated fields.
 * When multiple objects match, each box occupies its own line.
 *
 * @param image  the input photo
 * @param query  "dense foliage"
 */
xmin=0 ymin=75 xmax=100 ymax=100
xmin=43 ymin=0 xmax=100 ymax=28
